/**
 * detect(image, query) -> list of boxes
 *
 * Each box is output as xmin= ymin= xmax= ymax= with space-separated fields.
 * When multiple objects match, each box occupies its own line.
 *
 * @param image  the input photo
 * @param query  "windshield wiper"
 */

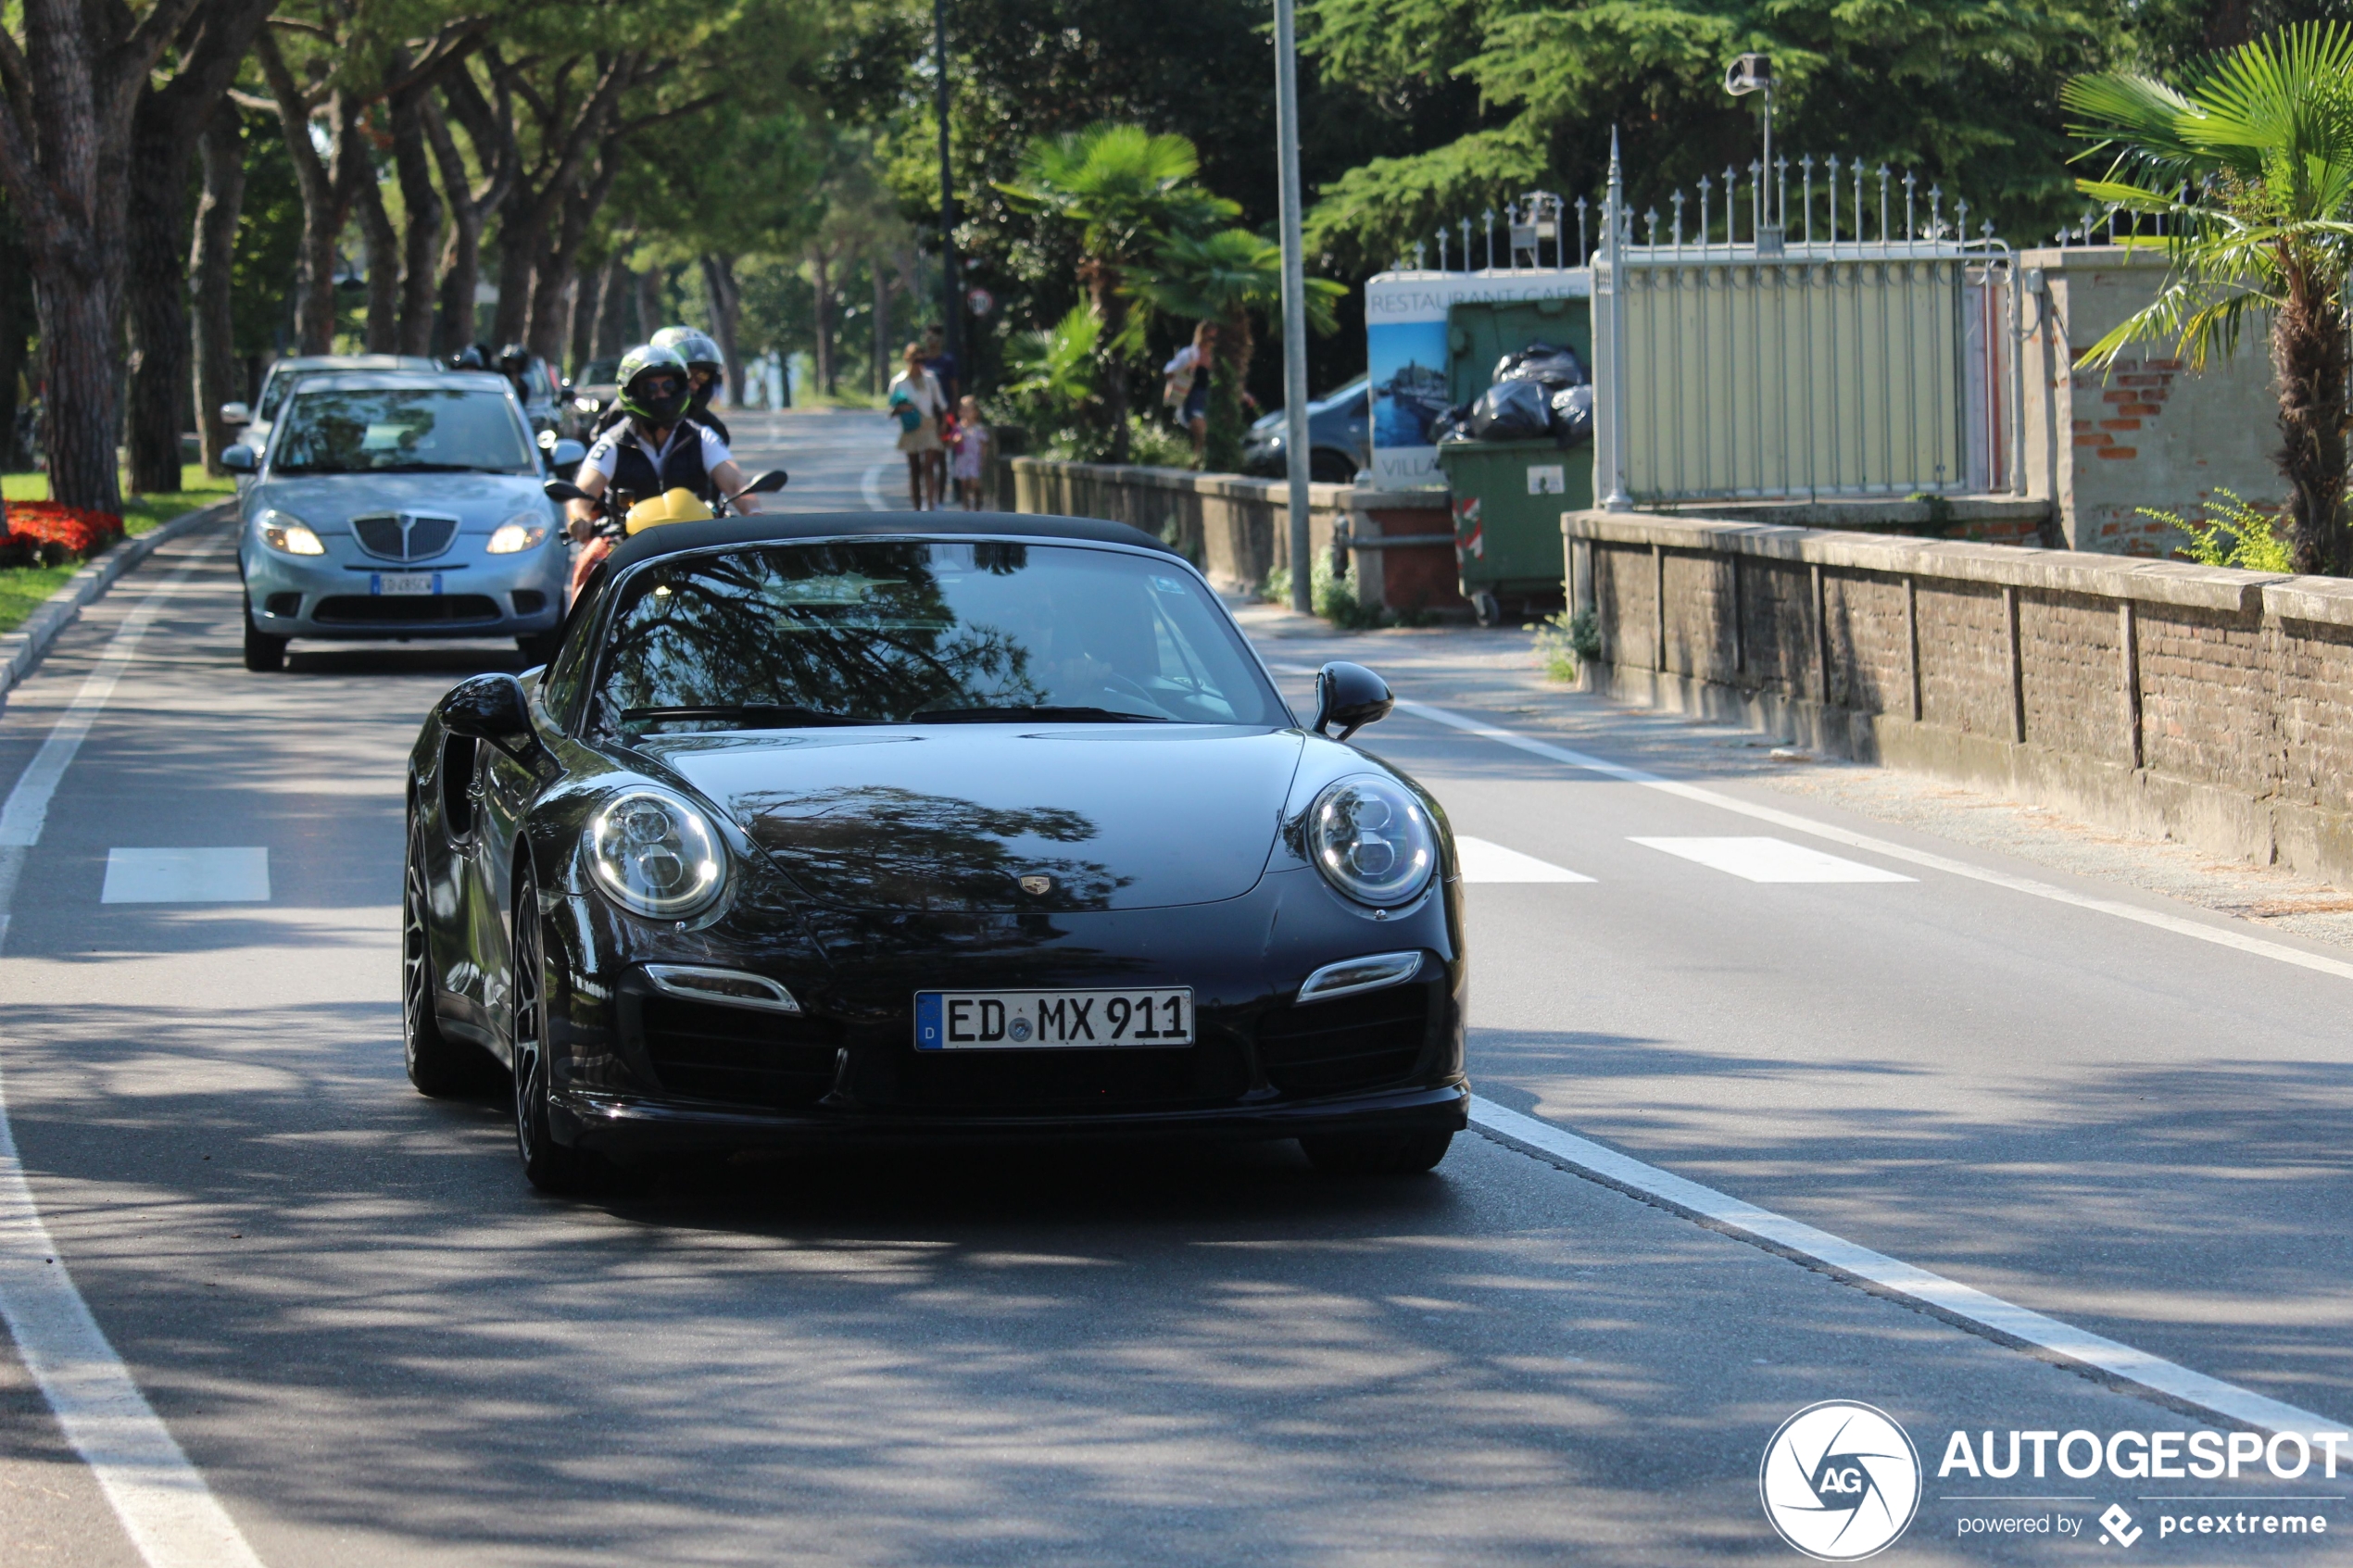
xmin=910 ymin=705 xmax=1169 ymax=723
xmin=623 ymin=704 xmax=877 ymax=729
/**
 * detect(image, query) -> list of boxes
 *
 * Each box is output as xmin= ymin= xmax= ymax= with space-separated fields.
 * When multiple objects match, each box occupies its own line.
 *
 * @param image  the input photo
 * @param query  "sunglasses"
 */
xmin=637 ymin=373 xmax=686 ymax=397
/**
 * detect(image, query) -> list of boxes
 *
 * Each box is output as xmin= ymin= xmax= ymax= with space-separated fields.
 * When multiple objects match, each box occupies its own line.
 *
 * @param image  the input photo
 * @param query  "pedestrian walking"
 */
xmin=950 ymin=395 xmax=991 ymax=510
xmin=887 ymin=343 xmax=948 ymax=509
xmin=1163 ymin=321 xmax=1217 ymax=465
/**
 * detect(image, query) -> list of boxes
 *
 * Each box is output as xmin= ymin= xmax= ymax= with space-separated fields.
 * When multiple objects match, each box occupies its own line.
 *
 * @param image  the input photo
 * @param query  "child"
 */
xmin=950 ymin=395 xmax=990 ymax=510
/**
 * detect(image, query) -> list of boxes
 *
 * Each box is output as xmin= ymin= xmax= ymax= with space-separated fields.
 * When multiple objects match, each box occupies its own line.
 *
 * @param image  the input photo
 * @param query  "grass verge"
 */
xmin=0 ymin=467 xmax=234 ymax=635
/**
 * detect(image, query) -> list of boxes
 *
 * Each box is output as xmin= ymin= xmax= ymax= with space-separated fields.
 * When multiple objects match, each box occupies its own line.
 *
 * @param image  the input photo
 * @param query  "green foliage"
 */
xmin=2142 ymin=490 xmax=2297 ymax=571
xmin=1264 ymin=556 xmax=1388 ymax=629
xmin=996 ymin=304 xmax=1103 ymax=452
xmin=1527 ymin=608 xmax=1600 ymax=682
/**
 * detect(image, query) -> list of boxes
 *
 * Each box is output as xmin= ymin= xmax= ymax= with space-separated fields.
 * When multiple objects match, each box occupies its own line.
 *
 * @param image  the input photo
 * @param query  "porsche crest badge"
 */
xmin=1019 ymin=874 xmax=1052 ymax=896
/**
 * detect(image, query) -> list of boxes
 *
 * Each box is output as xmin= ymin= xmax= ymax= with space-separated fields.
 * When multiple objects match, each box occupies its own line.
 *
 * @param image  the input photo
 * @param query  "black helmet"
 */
xmin=448 ymin=344 xmax=486 ymax=370
xmin=616 ymin=344 xmax=692 ymax=424
xmin=497 ymin=342 xmax=530 ymax=375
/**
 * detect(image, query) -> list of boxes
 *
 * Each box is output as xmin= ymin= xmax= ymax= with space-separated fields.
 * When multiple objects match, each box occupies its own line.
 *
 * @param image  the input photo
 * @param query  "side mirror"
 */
xmin=742 ymin=469 xmax=789 ymax=495
xmin=547 ymin=437 xmax=586 ymax=470
xmin=441 ymin=672 xmax=537 ymax=754
xmin=1312 ymin=660 xmax=1393 ymax=742
xmin=220 ymin=445 xmax=257 ymax=473
xmin=220 ymin=401 xmax=251 ymax=426
xmin=543 ymin=478 xmax=587 ymax=504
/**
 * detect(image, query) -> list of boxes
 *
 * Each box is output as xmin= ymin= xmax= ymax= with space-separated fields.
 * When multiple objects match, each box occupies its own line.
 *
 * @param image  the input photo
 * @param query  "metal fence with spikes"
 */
xmin=1588 ymin=142 xmax=2026 ymax=508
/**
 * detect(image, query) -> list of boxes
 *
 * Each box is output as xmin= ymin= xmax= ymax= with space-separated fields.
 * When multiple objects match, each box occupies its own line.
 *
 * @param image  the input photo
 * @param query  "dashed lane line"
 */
xmin=861 ymin=462 xmax=889 ymax=511
xmin=1468 ymin=1098 xmax=2342 ymax=1436
xmin=0 ymin=536 xmax=267 ymax=1568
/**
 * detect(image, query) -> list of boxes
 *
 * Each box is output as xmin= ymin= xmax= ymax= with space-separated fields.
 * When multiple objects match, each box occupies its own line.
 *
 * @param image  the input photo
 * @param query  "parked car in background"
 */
xmin=223 ymin=370 xmax=578 ymax=671
xmin=571 ymin=357 xmax=622 ymax=436
xmin=1242 ymin=377 xmax=1370 ymax=484
xmin=222 ymin=355 xmax=442 ymax=470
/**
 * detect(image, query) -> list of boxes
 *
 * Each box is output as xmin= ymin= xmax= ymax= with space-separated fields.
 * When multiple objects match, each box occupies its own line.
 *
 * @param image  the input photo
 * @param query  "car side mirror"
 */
xmin=442 ymin=672 xmax=539 ymax=755
xmin=547 ymin=437 xmax=586 ymax=470
xmin=220 ymin=445 xmax=257 ymax=473
xmin=220 ymin=401 xmax=251 ymax=426
xmin=1312 ymin=660 xmax=1393 ymax=742
xmin=543 ymin=478 xmax=587 ymax=504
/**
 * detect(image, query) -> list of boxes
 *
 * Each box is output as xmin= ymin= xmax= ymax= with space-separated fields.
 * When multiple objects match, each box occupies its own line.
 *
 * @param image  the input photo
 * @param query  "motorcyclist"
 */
xmin=564 ymin=344 xmax=761 ymax=596
xmin=588 ymin=325 xmax=730 ymax=443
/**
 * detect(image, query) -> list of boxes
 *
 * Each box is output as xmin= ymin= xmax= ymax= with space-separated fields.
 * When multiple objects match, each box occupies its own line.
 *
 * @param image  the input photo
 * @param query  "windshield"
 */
xmin=593 ymin=540 xmax=1288 ymax=737
xmin=271 ymin=388 xmax=535 ymax=475
xmin=258 ymin=365 xmax=301 ymax=423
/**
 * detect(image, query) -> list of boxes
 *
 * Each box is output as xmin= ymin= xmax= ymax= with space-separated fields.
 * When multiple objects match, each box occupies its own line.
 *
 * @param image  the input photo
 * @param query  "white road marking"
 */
xmin=1631 ymin=835 xmax=1913 ymax=884
xmin=1453 ymin=835 xmax=1594 ymax=884
xmin=1467 ymin=1098 xmax=2343 ymax=1436
xmin=1326 ymin=681 xmax=2353 ymax=986
xmin=0 ymin=538 xmax=267 ymax=1567
xmin=101 ymin=848 xmax=270 ymax=904
xmin=860 ymin=462 xmax=890 ymax=511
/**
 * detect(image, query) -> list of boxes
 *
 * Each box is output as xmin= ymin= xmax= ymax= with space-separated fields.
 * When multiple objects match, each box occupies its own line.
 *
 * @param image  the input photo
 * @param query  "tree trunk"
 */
xmin=256 ymin=34 xmax=351 ymax=357
xmin=191 ymin=105 xmax=247 ymax=475
xmin=525 ymin=147 xmax=621 ymax=362
xmin=593 ymin=257 xmax=627 ymax=357
xmin=423 ymin=96 xmax=492 ymax=357
xmin=389 ymin=89 xmax=443 ymax=358
xmin=1082 ymin=263 xmax=1130 ymax=461
xmin=2273 ymin=268 xmax=2349 ymax=576
xmin=812 ymin=250 xmax=835 ymax=396
xmin=567 ymin=259 xmax=603 ymax=375
xmin=702 ymin=254 xmax=744 ymax=404
xmin=31 ymin=275 xmax=123 ymax=513
xmin=635 ymin=266 xmax=663 ymax=345
xmin=354 ymin=160 xmax=401 ymax=354
xmin=124 ymin=94 xmax=195 ymax=494
xmin=0 ymin=199 xmax=29 ymax=470
xmin=870 ymin=256 xmax=889 ymax=397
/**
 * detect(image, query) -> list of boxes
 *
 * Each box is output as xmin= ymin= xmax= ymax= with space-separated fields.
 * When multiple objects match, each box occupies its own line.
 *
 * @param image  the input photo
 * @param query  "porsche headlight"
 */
xmin=1307 ymin=776 xmax=1435 ymax=907
xmin=486 ymin=514 xmax=549 ymax=554
xmin=257 ymin=509 xmax=325 ymax=556
xmin=587 ymin=786 xmax=724 ymax=918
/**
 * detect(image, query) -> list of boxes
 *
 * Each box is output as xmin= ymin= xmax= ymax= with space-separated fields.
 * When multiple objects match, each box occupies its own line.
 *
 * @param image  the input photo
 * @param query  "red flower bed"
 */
xmin=1 ymin=501 xmax=122 ymax=567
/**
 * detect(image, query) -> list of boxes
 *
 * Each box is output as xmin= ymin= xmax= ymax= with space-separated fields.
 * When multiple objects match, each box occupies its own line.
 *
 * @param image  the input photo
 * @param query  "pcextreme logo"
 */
xmin=1760 ymin=1401 xmax=1924 ymax=1561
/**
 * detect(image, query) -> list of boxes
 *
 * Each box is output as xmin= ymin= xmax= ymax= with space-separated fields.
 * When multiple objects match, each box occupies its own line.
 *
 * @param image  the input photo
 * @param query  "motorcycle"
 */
xmin=541 ymin=468 xmax=789 ymax=600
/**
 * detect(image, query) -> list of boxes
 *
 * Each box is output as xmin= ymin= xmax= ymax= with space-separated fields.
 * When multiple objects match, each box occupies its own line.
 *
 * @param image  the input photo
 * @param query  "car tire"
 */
xmin=243 ymin=599 xmax=287 ymax=672
xmin=1310 ymin=450 xmax=1357 ymax=485
xmin=403 ymin=821 xmax=494 ymax=1098
xmin=1300 ymin=1129 xmax=1454 ymax=1176
xmin=509 ymin=861 xmax=620 ymax=1195
xmin=516 ymin=631 xmax=561 ymax=663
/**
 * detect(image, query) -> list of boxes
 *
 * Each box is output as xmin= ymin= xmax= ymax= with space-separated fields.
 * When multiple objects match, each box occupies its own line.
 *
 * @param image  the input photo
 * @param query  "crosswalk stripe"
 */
xmin=1630 ymin=835 xmax=1915 ymax=884
xmin=1453 ymin=835 xmax=1593 ymax=884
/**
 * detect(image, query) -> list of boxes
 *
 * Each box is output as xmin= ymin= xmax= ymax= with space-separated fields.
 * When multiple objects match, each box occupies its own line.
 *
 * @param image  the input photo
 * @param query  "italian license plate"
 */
xmin=371 ymin=571 xmax=440 ymax=596
xmin=914 ymin=988 xmax=1193 ymax=1050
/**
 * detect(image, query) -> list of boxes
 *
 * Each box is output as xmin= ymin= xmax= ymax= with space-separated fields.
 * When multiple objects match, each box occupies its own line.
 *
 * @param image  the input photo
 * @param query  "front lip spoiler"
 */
xmin=551 ymin=1081 xmax=1468 ymax=1155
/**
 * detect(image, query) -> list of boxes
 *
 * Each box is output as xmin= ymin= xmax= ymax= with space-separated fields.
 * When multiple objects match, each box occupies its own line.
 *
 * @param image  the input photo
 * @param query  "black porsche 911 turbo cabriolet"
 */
xmin=403 ymin=510 xmax=1468 ymax=1192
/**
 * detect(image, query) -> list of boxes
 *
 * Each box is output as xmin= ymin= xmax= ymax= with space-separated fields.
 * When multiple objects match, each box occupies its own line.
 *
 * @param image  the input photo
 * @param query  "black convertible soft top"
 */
xmin=603 ymin=510 xmax=1181 ymax=575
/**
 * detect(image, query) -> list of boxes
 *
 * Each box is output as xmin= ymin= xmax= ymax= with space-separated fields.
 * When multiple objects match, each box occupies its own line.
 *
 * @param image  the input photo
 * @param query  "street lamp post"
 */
xmin=934 ymin=0 xmax=961 ymax=383
xmin=1274 ymin=0 xmax=1312 ymax=614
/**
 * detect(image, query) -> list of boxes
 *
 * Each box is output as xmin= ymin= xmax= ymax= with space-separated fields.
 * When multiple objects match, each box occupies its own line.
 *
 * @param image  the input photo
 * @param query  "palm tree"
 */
xmin=1000 ymin=305 xmax=1103 ymax=454
xmin=2065 ymin=24 xmax=2353 ymax=574
xmin=998 ymin=124 xmax=1237 ymax=459
xmin=1138 ymin=228 xmax=1344 ymax=471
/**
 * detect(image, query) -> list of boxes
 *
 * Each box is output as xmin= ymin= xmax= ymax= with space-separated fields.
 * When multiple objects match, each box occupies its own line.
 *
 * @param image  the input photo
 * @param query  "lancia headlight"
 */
xmin=1307 ymin=776 xmax=1435 ymax=907
xmin=257 ymin=509 xmax=325 ymax=556
xmin=486 ymin=514 xmax=549 ymax=553
xmin=587 ymin=786 xmax=725 ymax=918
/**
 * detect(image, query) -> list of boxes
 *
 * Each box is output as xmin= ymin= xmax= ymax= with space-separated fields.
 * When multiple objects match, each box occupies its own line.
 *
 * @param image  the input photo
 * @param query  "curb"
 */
xmin=0 ymin=498 xmax=235 ymax=709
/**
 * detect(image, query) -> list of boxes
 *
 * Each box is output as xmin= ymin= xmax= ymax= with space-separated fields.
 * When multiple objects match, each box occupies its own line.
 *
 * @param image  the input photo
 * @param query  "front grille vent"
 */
xmin=1256 ymin=985 xmax=1429 ymax=1097
xmin=351 ymin=513 xmax=459 ymax=561
xmin=634 ymin=994 xmax=842 ymax=1109
xmin=313 ymin=594 xmax=500 ymax=625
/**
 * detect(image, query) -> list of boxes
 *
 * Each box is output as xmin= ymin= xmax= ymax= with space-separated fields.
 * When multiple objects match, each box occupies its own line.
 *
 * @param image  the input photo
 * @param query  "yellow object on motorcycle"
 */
xmin=623 ymin=487 xmax=716 ymax=535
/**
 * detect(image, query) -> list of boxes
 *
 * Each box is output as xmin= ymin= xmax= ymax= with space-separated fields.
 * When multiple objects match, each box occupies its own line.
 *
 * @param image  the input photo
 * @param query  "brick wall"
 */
xmin=1567 ymin=509 xmax=2353 ymax=885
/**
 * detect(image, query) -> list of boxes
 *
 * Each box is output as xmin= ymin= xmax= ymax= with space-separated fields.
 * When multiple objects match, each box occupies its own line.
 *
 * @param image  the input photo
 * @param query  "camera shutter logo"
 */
xmin=1759 ymin=1401 xmax=1921 ymax=1561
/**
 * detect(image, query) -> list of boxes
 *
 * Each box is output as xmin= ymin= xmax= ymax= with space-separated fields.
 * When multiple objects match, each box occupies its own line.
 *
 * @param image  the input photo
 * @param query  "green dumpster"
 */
xmin=1434 ymin=296 xmax=1592 ymax=625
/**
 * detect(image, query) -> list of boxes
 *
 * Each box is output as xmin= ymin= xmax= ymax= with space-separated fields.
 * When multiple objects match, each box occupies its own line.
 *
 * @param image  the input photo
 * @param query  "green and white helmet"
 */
xmin=650 ymin=326 xmax=724 ymax=373
xmin=615 ymin=343 xmax=692 ymax=422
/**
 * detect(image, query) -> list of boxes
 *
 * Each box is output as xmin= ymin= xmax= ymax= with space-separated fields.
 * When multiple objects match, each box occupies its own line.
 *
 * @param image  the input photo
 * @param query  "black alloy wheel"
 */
xmin=509 ymin=861 xmax=603 ymax=1193
xmin=1299 ymin=1129 xmax=1454 ymax=1176
xmin=403 ymin=819 xmax=490 ymax=1096
xmin=242 ymin=595 xmax=287 ymax=672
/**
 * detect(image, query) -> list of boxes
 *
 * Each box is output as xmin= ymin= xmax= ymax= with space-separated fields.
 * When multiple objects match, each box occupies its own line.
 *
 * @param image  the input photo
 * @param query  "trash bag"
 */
xmin=1431 ymin=403 xmax=1477 ymax=445
xmin=1465 ymin=378 xmax=1553 ymax=441
xmin=1549 ymin=383 xmax=1594 ymax=447
xmin=1493 ymin=342 xmax=1590 ymax=390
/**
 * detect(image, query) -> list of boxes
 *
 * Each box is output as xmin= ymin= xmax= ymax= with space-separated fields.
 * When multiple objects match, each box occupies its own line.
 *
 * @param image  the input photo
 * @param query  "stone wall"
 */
xmin=1566 ymin=508 xmax=2353 ymax=885
xmin=1009 ymin=457 xmax=1462 ymax=611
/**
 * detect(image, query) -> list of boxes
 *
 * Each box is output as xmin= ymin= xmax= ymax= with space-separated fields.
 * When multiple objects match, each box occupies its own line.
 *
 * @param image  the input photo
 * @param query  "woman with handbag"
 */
xmin=887 ymin=342 xmax=948 ymax=509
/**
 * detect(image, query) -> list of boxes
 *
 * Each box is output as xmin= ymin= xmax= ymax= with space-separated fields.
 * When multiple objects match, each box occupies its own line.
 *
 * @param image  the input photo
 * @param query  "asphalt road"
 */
xmin=0 ymin=410 xmax=2344 ymax=1565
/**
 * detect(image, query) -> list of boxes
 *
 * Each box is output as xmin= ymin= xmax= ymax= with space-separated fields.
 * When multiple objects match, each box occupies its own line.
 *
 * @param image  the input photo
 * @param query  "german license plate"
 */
xmin=371 ymin=572 xmax=440 ymax=595
xmin=914 ymin=988 xmax=1193 ymax=1050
